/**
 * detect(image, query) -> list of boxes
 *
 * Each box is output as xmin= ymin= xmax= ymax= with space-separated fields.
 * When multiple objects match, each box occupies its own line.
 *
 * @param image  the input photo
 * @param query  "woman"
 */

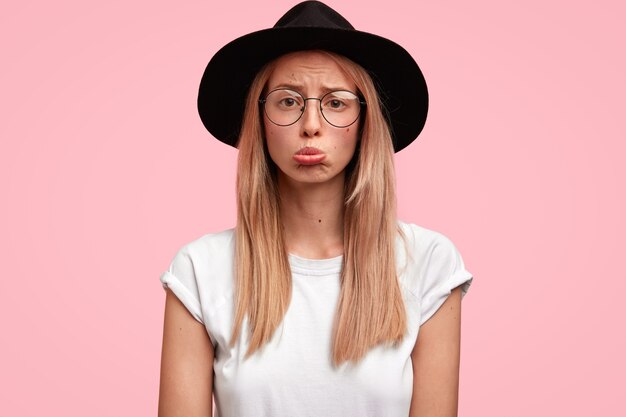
xmin=158 ymin=2 xmax=473 ymax=416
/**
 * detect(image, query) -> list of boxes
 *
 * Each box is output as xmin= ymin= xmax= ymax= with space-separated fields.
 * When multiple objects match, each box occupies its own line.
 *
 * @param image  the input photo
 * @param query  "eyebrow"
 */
xmin=269 ymin=83 xmax=353 ymax=94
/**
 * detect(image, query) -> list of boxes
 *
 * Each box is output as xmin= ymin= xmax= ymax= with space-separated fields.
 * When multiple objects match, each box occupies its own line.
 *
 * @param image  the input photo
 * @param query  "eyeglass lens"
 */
xmin=263 ymin=89 xmax=362 ymax=127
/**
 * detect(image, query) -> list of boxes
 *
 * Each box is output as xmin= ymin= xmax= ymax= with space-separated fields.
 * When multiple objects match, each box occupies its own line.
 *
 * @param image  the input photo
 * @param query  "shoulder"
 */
xmin=160 ymin=227 xmax=236 ymax=346
xmin=395 ymin=219 xmax=473 ymax=299
xmin=396 ymin=220 xmax=473 ymax=326
xmin=396 ymin=219 xmax=458 ymax=259
xmin=175 ymin=227 xmax=236 ymax=259
xmin=163 ymin=226 xmax=236 ymax=311
xmin=178 ymin=228 xmax=235 ymax=260
xmin=172 ymin=229 xmax=235 ymax=273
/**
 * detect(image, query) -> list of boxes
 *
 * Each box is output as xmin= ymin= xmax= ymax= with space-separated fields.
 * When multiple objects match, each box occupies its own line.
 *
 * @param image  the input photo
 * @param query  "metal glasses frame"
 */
xmin=259 ymin=88 xmax=367 ymax=128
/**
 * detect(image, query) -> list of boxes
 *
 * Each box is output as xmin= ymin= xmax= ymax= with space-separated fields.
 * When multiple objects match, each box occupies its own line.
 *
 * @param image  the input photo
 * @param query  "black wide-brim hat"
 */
xmin=198 ymin=0 xmax=428 ymax=153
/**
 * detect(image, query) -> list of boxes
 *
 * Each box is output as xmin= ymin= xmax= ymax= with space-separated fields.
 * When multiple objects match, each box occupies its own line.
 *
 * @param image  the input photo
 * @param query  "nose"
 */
xmin=300 ymin=98 xmax=322 ymax=137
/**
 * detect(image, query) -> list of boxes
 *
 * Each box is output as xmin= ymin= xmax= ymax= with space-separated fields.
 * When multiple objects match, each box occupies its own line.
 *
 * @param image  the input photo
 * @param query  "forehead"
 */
xmin=266 ymin=51 xmax=355 ymax=91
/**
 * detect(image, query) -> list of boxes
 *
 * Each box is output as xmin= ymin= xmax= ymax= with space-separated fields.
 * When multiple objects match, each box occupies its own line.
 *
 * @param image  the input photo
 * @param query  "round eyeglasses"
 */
xmin=259 ymin=88 xmax=366 ymax=128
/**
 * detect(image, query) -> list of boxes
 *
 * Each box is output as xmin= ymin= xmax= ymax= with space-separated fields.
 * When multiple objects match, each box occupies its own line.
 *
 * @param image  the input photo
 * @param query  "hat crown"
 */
xmin=273 ymin=1 xmax=354 ymax=30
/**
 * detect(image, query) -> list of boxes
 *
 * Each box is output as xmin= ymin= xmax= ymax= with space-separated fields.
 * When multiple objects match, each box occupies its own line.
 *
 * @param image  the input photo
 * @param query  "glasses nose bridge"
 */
xmin=302 ymin=96 xmax=322 ymax=110
xmin=300 ymin=96 xmax=324 ymax=119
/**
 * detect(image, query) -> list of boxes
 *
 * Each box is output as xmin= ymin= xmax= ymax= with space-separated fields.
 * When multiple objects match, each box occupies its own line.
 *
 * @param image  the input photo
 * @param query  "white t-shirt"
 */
xmin=160 ymin=220 xmax=473 ymax=417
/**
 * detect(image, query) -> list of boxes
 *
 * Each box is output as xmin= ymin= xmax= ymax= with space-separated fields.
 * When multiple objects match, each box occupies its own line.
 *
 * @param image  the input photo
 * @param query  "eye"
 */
xmin=269 ymin=89 xmax=303 ymax=110
xmin=322 ymin=91 xmax=357 ymax=112
xmin=328 ymin=99 xmax=345 ymax=109
xmin=279 ymin=97 xmax=298 ymax=107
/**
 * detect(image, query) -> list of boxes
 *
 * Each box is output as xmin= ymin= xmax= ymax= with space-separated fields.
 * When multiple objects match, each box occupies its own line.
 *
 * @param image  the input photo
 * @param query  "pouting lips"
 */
xmin=293 ymin=147 xmax=326 ymax=165
xmin=295 ymin=146 xmax=323 ymax=155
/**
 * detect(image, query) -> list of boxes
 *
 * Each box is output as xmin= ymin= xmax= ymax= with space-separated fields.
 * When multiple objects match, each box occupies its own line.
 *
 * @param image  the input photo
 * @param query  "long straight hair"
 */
xmin=229 ymin=50 xmax=408 ymax=367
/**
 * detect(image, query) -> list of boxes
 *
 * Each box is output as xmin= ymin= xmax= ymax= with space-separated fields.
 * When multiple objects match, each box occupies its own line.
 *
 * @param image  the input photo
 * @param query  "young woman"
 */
xmin=158 ymin=2 xmax=473 ymax=416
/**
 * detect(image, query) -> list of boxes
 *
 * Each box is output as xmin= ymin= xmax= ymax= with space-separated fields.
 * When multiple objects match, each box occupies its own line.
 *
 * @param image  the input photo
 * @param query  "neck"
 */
xmin=277 ymin=172 xmax=346 ymax=259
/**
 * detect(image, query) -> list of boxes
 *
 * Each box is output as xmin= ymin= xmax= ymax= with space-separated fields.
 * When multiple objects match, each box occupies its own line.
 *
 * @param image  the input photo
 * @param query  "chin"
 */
xmin=280 ymin=166 xmax=343 ymax=185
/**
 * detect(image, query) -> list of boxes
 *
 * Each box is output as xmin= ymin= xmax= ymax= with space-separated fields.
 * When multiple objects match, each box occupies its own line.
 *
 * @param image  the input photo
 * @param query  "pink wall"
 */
xmin=1 ymin=0 xmax=624 ymax=415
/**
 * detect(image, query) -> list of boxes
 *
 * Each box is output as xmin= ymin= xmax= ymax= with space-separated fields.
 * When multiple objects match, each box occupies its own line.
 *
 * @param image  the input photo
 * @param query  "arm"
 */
xmin=409 ymin=285 xmax=463 ymax=417
xmin=158 ymin=288 xmax=215 ymax=417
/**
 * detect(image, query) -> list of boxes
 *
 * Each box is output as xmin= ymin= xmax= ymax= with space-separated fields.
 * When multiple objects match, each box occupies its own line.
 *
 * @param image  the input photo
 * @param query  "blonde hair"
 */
xmin=230 ymin=50 xmax=408 ymax=367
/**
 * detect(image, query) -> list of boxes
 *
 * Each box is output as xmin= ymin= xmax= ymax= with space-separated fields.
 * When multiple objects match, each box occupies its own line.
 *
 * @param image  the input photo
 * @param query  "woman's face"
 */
xmin=262 ymin=51 xmax=360 ymax=186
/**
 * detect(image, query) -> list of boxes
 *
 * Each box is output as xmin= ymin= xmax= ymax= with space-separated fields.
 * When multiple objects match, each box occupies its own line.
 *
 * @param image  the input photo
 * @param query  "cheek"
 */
xmin=343 ymin=125 xmax=360 ymax=146
xmin=334 ymin=128 xmax=359 ymax=162
xmin=263 ymin=116 xmax=281 ymax=142
xmin=265 ymin=127 xmax=284 ymax=149
xmin=265 ymin=131 xmax=278 ymax=160
xmin=263 ymin=124 xmax=291 ymax=165
xmin=263 ymin=119 xmax=277 ymax=147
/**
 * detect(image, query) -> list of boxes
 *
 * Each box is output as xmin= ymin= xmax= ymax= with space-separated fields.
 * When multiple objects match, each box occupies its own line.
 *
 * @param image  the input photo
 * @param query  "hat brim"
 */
xmin=198 ymin=26 xmax=428 ymax=153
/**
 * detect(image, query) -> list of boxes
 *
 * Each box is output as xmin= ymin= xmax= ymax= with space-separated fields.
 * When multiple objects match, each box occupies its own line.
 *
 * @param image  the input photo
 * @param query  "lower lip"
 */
xmin=293 ymin=154 xmax=326 ymax=165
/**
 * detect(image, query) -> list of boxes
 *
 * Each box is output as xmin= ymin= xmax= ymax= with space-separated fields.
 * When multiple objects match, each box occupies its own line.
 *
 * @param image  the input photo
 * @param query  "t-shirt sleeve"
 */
xmin=419 ymin=233 xmax=473 ymax=326
xmin=160 ymin=246 xmax=204 ymax=325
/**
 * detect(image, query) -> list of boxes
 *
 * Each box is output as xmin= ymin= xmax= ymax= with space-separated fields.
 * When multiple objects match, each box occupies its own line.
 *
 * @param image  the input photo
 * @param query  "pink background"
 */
xmin=2 ymin=0 xmax=624 ymax=415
